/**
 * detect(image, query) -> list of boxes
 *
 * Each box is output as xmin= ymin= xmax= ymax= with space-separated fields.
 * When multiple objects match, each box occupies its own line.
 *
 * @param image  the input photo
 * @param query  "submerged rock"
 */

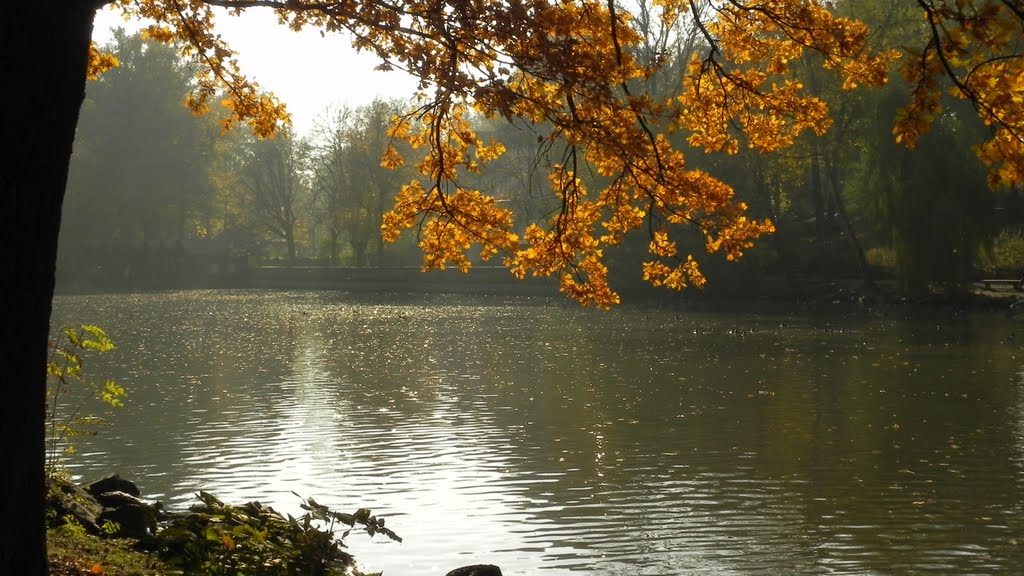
xmin=86 ymin=473 xmax=141 ymax=497
xmin=446 ymin=565 xmax=503 ymax=576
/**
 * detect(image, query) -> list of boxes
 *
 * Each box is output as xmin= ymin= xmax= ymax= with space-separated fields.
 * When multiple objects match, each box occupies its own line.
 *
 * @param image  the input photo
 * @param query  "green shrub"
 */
xmin=46 ymin=325 xmax=125 ymax=476
xmin=865 ymin=246 xmax=897 ymax=270
xmin=156 ymin=491 xmax=400 ymax=576
xmin=978 ymin=229 xmax=1024 ymax=273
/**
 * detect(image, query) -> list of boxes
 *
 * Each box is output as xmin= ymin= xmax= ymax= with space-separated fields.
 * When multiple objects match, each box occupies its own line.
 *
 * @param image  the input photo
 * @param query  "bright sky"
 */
xmin=92 ymin=7 xmax=421 ymax=136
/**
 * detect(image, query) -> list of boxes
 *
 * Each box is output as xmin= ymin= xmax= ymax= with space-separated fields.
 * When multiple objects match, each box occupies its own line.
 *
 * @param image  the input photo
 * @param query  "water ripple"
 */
xmin=52 ymin=291 xmax=1024 ymax=575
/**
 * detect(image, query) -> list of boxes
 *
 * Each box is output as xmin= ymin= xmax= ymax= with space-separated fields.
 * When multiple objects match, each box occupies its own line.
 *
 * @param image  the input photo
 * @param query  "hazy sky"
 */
xmin=92 ymin=7 xmax=421 ymax=136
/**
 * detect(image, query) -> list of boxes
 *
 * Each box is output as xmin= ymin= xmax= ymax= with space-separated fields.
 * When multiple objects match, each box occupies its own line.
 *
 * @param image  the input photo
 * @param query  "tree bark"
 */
xmin=827 ymin=161 xmax=873 ymax=288
xmin=809 ymin=141 xmax=828 ymax=279
xmin=1 ymin=2 xmax=95 ymax=575
xmin=286 ymin=231 xmax=297 ymax=266
xmin=351 ymin=240 xmax=368 ymax=267
xmin=329 ymin=224 xmax=340 ymax=265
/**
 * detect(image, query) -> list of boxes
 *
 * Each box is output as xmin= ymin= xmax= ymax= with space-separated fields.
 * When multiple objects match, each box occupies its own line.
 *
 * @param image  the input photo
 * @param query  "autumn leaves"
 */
xmin=377 ymin=1 xmax=885 ymax=307
xmin=89 ymin=0 xmax=1024 ymax=306
xmin=899 ymin=1 xmax=1024 ymax=189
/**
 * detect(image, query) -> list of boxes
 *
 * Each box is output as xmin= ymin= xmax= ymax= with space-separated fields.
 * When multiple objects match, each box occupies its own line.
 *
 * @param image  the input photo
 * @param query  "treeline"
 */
xmin=60 ymin=4 xmax=1024 ymax=296
xmin=59 ymin=30 xmax=425 ymax=288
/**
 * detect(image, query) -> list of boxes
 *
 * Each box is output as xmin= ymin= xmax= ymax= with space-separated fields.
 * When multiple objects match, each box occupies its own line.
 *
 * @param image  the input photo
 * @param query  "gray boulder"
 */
xmin=46 ymin=476 xmax=102 ymax=533
xmin=46 ymin=474 xmax=159 ymax=539
xmin=95 ymin=490 xmax=159 ymax=539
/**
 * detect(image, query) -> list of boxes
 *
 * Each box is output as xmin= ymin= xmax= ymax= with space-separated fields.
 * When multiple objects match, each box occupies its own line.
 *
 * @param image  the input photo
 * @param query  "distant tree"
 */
xmin=309 ymin=107 xmax=354 ymax=265
xmin=855 ymin=88 xmax=993 ymax=295
xmin=464 ymin=117 xmax=559 ymax=237
xmin=309 ymin=100 xmax=409 ymax=266
xmin=227 ymin=131 xmax=309 ymax=264
xmin=60 ymin=31 xmax=217 ymax=267
xmin=353 ymin=100 xmax=414 ymax=266
xmin=839 ymin=0 xmax=997 ymax=295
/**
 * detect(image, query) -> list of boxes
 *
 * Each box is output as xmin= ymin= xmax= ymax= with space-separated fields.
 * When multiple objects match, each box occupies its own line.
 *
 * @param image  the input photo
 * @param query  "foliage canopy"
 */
xmin=92 ymin=0 xmax=1024 ymax=306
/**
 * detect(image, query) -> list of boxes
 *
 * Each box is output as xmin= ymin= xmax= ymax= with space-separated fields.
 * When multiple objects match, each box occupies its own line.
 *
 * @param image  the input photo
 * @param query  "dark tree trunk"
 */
xmin=375 ymin=233 xmax=385 ymax=268
xmin=285 ymin=230 xmax=297 ymax=266
xmin=809 ymin=143 xmax=827 ymax=279
xmin=1 ymin=2 xmax=95 ymax=575
xmin=329 ymin=224 xmax=340 ymax=265
xmin=827 ymin=162 xmax=873 ymax=288
xmin=351 ymin=240 xmax=368 ymax=267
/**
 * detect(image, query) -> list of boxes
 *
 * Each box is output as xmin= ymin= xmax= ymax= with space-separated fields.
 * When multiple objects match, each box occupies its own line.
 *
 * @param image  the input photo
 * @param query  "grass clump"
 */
xmin=48 ymin=527 xmax=169 ymax=576
xmin=978 ymin=229 xmax=1024 ymax=274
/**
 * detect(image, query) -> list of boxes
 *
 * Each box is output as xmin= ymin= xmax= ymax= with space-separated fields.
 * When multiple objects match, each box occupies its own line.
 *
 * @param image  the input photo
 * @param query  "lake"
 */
xmin=51 ymin=290 xmax=1024 ymax=575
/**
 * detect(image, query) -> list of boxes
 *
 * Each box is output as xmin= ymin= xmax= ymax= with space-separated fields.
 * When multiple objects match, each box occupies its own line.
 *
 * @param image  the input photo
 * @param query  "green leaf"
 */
xmin=81 ymin=325 xmax=115 ymax=352
xmin=101 ymin=380 xmax=126 ymax=407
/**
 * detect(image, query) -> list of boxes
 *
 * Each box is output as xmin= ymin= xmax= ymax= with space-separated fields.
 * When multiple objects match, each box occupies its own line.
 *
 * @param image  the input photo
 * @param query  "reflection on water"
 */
xmin=53 ymin=290 xmax=1024 ymax=575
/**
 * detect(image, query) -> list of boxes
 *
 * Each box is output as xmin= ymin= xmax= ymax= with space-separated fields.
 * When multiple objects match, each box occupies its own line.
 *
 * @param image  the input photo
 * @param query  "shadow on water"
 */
xmin=52 ymin=290 xmax=1024 ymax=575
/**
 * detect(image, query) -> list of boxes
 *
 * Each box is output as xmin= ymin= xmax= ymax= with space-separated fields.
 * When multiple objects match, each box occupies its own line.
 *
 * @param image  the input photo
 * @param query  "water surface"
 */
xmin=52 ymin=290 xmax=1024 ymax=575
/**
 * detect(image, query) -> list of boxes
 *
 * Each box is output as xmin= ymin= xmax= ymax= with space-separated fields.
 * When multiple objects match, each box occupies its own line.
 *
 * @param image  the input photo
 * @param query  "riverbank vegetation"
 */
xmin=46 ymin=479 xmax=398 ymax=576
xmin=48 ymin=527 xmax=167 ymax=576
